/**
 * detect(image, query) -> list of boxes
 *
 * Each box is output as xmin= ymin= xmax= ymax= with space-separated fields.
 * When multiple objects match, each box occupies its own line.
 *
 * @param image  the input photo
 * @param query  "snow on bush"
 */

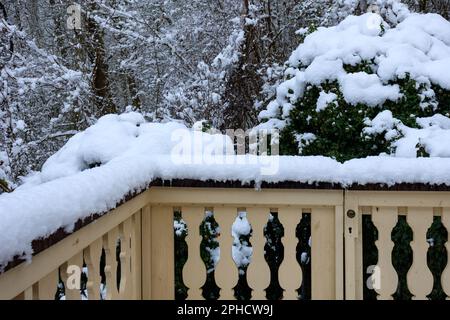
xmin=232 ymin=211 xmax=253 ymax=275
xmin=258 ymin=12 xmax=450 ymax=160
xmin=201 ymin=211 xmax=220 ymax=274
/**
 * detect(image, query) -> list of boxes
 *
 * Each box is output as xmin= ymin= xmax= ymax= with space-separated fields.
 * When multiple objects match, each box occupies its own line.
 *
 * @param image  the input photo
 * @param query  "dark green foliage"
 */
xmin=235 ymin=272 xmax=252 ymax=301
xmin=278 ymin=67 xmax=450 ymax=161
xmin=433 ymin=85 xmax=450 ymax=117
xmin=391 ymin=216 xmax=413 ymax=300
xmin=233 ymin=214 xmax=253 ymax=301
xmin=362 ymin=215 xmax=378 ymax=300
xmin=199 ymin=213 xmax=220 ymax=299
xmin=416 ymin=142 xmax=430 ymax=158
xmin=296 ymin=213 xmax=311 ymax=300
xmin=264 ymin=212 xmax=284 ymax=300
xmin=174 ymin=211 xmax=188 ymax=300
xmin=0 ymin=179 xmax=9 ymax=193
xmin=426 ymin=216 xmax=448 ymax=300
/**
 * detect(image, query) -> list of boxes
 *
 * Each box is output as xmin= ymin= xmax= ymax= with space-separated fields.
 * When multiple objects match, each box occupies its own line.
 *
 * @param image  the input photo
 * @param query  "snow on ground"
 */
xmin=1 ymin=111 xmax=450 ymax=269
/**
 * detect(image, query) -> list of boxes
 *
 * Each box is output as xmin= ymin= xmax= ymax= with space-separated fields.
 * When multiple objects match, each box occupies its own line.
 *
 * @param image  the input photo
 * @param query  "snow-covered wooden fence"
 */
xmin=1 ymin=183 xmax=449 ymax=300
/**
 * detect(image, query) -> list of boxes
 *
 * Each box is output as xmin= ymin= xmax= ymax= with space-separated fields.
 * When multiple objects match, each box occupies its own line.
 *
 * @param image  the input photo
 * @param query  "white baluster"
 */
xmin=278 ymin=207 xmax=302 ymax=300
xmin=371 ymin=207 xmax=398 ymax=300
xmin=247 ymin=207 xmax=271 ymax=300
xmin=215 ymin=207 xmax=239 ymax=300
xmin=182 ymin=206 xmax=207 ymax=300
xmin=407 ymin=207 xmax=433 ymax=300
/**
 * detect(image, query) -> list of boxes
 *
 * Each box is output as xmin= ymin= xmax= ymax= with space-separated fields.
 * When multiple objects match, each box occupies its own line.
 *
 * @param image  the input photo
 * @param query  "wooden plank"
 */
xmin=141 ymin=206 xmax=152 ymax=299
xmin=334 ymin=205 xmax=344 ymax=300
xmin=311 ymin=207 xmax=336 ymax=299
xmin=23 ymin=286 xmax=34 ymax=300
xmin=63 ymin=252 xmax=83 ymax=300
xmin=346 ymin=191 xmax=450 ymax=208
xmin=371 ymin=207 xmax=398 ymax=300
xmin=118 ymin=218 xmax=134 ymax=299
xmin=84 ymin=238 xmax=102 ymax=300
xmin=103 ymin=228 xmax=119 ymax=300
xmin=215 ymin=207 xmax=239 ymax=300
xmin=132 ymin=211 xmax=142 ymax=300
xmin=148 ymin=188 xmax=343 ymax=207
xmin=246 ymin=207 xmax=270 ymax=300
xmin=344 ymin=191 xmax=360 ymax=300
xmin=441 ymin=208 xmax=450 ymax=300
xmin=182 ymin=207 xmax=207 ymax=300
xmin=151 ymin=206 xmax=175 ymax=299
xmin=36 ymin=269 xmax=58 ymax=300
xmin=407 ymin=207 xmax=434 ymax=300
xmin=278 ymin=207 xmax=302 ymax=300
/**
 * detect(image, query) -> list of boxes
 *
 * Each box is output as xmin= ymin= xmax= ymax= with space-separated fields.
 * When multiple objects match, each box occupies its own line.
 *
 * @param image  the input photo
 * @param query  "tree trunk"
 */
xmin=359 ymin=0 xmax=368 ymax=12
xmin=85 ymin=4 xmax=116 ymax=115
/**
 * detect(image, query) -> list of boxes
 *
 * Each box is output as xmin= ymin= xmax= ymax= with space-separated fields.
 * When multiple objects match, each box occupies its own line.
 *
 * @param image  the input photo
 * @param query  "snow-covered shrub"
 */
xmin=201 ymin=211 xmax=220 ymax=275
xmin=232 ymin=211 xmax=253 ymax=274
xmin=232 ymin=211 xmax=253 ymax=300
xmin=258 ymin=12 xmax=450 ymax=161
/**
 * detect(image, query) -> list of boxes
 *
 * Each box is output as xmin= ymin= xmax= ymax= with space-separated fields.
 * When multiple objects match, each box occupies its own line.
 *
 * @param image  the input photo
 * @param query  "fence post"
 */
xmin=335 ymin=202 xmax=345 ymax=300
xmin=145 ymin=205 xmax=175 ymax=299
xmin=344 ymin=190 xmax=363 ymax=300
xmin=141 ymin=205 xmax=152 ymax=299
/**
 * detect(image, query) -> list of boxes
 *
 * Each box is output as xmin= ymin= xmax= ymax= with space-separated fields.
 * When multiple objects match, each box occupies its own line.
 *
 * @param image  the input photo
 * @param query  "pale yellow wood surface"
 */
xmin=346 ymin=191 xmax=450 ymax=208
xmin=278 ymin=207 xmax=302 ymax=300
xmin=148 ymin=187 xmax=343 ymax=207
xmin=118 ymin=218 xmax=134 ymax=299
xmin=84 ymin=238 xmax=102 ymax=300
xmin=407 ymin=207 xmax=434 ymax=300
xmin=344 ymin=192 xmax=363 ymax=300
xmin=371 ymin=207 xmax=398 ymax=300
xmin=246 ymin=207 xmax=270 ymax=300
xmin=334 ymin=205 xmax=344 ymax=300
xmin=141 ymin=205 xmax=152 ymax=299
xmin=182 ymin=206 xmax=207 ymax=300
xmin=311 ymin=207 xmax=336 ymax=300
xmin=132 ymin=211 xmax=142 ymax=299
xmin=151 ymin=206 xmax=175 ymax=299
xmin=64 ymin=252 xmax=83 ymax=300
xmin=215 ymin=206 xmax=239 ymax=300
xmin=103 ymin=227 xmax=119 ymax=300
xmin=37 ymin=269 xmax=58 ymax=300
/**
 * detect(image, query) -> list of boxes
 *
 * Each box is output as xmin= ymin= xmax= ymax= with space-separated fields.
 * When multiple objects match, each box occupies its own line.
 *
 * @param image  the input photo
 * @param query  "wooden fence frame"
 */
xmin=1 ymin=182 xmax=449 ymax=300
